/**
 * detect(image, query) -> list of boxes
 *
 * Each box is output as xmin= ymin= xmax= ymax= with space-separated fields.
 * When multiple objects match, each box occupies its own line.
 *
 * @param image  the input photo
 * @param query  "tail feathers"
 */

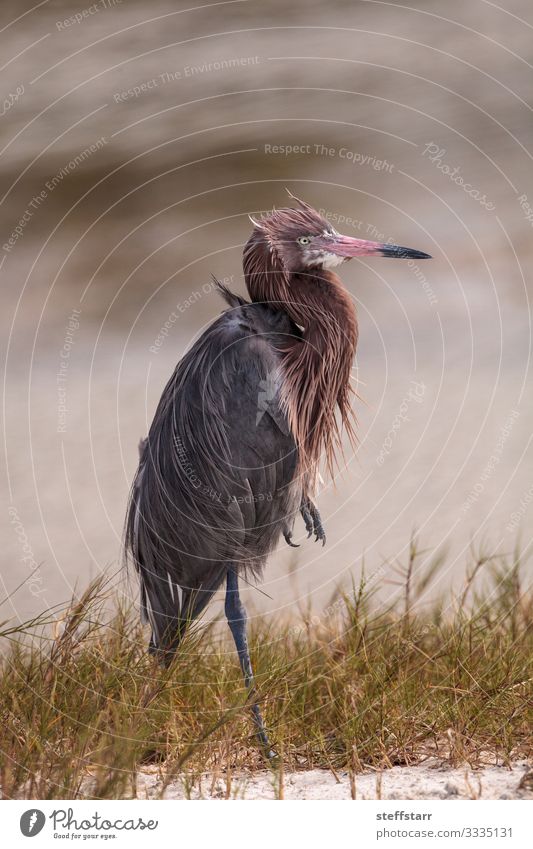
xmin=212 ymin=275 xmax=247 ymax=308
xmin=126 ymin=435 xmax=229 ymax=664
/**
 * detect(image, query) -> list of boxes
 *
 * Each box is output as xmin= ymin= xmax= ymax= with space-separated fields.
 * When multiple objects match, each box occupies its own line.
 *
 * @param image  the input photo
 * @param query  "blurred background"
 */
xmin=1 ymin=0 xmax=532 ymax=626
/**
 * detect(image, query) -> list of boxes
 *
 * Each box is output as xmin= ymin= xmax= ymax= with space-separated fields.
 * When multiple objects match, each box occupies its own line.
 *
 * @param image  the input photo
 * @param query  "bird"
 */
xmin=124 ymin=194 xmax=431 ymax=752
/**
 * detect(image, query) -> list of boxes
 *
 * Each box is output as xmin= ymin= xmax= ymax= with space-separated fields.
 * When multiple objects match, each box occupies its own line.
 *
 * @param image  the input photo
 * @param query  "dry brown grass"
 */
xmin=0 ymin=543 xmax=531 ymax=799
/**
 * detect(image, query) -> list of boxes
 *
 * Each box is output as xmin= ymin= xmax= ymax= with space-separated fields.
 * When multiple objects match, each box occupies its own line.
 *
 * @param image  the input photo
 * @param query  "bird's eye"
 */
xmin=297 ymin=236 xmax=311 ymax=245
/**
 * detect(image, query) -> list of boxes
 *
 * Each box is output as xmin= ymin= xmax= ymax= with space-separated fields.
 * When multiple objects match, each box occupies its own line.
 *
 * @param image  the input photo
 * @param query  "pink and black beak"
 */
xmin=322 ymin=234 xmax=431 ymax=260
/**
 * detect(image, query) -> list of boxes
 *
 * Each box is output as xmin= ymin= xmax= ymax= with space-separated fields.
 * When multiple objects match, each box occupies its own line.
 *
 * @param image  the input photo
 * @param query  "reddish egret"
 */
xmin=125 ymin=195 xmax=431 ymax=751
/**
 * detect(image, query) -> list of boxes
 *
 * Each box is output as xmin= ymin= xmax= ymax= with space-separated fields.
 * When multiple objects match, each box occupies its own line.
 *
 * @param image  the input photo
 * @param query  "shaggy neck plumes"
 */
xmin=243 ymin=231 xmax=358 ymax=478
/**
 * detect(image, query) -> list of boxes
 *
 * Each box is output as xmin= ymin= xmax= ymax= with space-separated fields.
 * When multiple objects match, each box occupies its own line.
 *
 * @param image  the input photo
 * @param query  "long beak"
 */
xmin=325 ymin=234 xmax=431 ymax=260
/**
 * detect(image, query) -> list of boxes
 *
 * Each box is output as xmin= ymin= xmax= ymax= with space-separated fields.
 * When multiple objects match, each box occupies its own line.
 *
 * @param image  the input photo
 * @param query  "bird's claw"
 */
xmin=311 ymin=509 xmax=326 ymax=546
xmin=314 ymin=523 xmax=326 ymax=546
xmin=283 ymin=529 xmax=299 ymax=548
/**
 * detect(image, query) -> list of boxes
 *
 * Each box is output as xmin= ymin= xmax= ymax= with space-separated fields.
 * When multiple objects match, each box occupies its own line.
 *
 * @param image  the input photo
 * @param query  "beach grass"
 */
xmin=0 ymin=542 xmax=531 ymax=799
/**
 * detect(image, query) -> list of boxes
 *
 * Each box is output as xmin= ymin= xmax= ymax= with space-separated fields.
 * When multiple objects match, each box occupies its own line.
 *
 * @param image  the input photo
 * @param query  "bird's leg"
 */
xmin=225 ymin=568 xmax=273 ymax=755
xmin=300 ymin=497 xmax=326 ymax=545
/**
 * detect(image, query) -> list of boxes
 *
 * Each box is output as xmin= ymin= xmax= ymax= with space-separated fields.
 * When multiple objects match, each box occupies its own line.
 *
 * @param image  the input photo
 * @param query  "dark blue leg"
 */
xmin=225 ymin=568 xmax=272 ymax=753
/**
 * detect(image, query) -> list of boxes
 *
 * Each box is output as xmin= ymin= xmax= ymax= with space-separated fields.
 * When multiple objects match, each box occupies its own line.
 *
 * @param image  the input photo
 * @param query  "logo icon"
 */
xmin=20 ymin=809 xmax=46 ymax=837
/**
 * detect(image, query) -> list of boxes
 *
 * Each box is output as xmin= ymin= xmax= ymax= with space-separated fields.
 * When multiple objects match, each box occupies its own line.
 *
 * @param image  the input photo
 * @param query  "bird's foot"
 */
xmin=250 ymin=704 xmax=277 ymax=759
xmin=257 ymin=731 xmax=277 ymax=762
xmin=311 ymin=509 xmax=326 ymax=546
xmin=300 ymin=500 xmax=326 ymax=546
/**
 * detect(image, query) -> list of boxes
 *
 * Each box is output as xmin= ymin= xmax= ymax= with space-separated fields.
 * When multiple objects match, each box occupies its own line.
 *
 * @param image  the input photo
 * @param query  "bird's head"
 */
xmin=246 ymin=194 xmax=431 ymax=276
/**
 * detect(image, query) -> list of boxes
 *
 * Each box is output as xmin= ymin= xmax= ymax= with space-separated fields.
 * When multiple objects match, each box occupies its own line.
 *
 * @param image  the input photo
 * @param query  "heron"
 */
xmin=125 ymin=194 xmax=431 ymax=752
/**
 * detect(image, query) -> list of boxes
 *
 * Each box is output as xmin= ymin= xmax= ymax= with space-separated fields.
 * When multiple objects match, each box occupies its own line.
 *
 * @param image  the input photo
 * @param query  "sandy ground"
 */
xmin=137 ymin=761 xmax=532 ymax=800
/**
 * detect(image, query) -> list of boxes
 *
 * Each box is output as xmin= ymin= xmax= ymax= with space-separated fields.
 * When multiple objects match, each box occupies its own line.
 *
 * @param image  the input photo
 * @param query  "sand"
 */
xmin=136 ymin=760 xmax=532 ymax=800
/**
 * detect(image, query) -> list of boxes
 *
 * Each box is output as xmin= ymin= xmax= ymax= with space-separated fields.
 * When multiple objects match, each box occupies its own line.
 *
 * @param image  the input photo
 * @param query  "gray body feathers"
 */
xmin=125 ymin=283 xmax=301 ymax=657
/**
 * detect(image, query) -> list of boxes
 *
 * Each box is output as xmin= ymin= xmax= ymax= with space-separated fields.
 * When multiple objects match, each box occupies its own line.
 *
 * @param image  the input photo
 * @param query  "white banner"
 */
xmin=2 ymin=799 xmax=531 ymax=848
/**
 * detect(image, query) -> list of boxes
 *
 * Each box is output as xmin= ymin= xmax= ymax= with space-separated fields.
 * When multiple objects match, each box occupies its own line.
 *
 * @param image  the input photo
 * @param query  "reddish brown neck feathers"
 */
xmin=243 ymin=231 xmax=358 ymax=478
